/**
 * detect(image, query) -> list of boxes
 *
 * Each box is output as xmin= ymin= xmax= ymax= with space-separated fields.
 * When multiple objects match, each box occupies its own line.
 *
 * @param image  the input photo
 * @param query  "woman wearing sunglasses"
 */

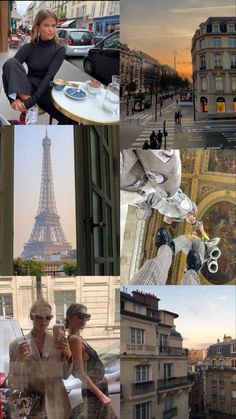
xmin=9 ymin=299 xmax=73 ymax=419
xmin=66 ymin=303 xmax=117 ymax=419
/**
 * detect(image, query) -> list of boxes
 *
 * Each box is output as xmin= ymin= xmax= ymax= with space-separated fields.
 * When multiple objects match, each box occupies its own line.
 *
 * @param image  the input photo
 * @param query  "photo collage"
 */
xmin=0 ymin=1 xmax=235 ymax=418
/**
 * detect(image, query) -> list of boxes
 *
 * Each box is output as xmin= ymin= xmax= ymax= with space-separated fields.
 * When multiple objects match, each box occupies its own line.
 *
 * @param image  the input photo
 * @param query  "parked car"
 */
xmin=83 ymin=31 xmax=120 ymax=86
xmin=57 ymin=28 xmax=94 ymax=57
xmin=64 ymin=342 xmax=120 ymax=418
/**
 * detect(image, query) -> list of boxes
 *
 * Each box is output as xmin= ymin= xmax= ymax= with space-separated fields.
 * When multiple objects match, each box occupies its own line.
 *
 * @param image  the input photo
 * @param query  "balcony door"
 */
xmin=74 ymin=126 xmax=119 ymax=275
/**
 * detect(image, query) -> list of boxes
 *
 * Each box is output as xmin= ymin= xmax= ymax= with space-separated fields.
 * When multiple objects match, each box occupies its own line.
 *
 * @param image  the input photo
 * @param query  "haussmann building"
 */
xmin=121 ymin=290 xmax=193 ymax=419
xmin=191 ymin=17 xmax=236 ymax=118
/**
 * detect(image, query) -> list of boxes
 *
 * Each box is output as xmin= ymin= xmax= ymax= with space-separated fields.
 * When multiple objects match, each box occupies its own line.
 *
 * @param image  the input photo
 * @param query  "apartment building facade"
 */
xmin=204 ymin=335 xmax=236 ymax=418
xmin=191 ymin=17 xmax=236 ymax=117
xmin=121 ymin=290 xmax=193 ymax=419
xmin=0 ymin=275 xmax=120 ymax=350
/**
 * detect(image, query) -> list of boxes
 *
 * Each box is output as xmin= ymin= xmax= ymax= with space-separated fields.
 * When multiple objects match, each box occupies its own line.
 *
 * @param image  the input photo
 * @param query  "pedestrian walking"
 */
xmin=149 ymin=130 xmax=158 ymax=149
xmin=178 ymin=108 xmax=182 ymax=125
xmin=142 ymin=140 xmax=150 ymax=149
xmin=174 ymin=111 xmax=178 ymax=124
xmin=156 ymin=129 xmax=163 ymax=149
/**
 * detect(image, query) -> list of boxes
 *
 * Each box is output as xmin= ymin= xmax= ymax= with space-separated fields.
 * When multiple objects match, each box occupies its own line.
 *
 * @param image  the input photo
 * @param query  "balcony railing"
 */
xmin=207 ymin=366 xmax=236 ymax=371
xmin=199 ymin=66 xmax=206 ymax=70
xmin=131 ymin=380 xmax=155 ymax=396
xmin=157 ymin=377 xmax=192 ymax=390
xmin=163 ymin=407 xmax=178 ymax=419
xmin=214 ymin=65 xmax=223 ymax=69
xmin=159 ymin=346 xmax=188 ymax=357
xmin=126 ymin=343 xmax=156 ymax=352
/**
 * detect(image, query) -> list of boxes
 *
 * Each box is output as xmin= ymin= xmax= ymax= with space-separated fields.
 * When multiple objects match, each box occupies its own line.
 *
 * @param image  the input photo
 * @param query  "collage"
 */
xmin=0 ymin=1 xmax=235 ymax=419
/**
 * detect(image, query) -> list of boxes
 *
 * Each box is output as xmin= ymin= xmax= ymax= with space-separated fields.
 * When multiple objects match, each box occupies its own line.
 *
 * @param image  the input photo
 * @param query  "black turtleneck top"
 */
xmin=13 ymin=38 xmax=65 ymax=109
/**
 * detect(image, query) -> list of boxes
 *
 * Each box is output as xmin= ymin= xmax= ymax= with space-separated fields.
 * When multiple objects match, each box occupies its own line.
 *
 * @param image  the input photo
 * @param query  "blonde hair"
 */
xmin=31 ymin=9 xmax=59 ymax=43
xmin=65 ymin=303 xmax=87 ymax=329
xmin=30 ymin=299 xmax=52 ymax=317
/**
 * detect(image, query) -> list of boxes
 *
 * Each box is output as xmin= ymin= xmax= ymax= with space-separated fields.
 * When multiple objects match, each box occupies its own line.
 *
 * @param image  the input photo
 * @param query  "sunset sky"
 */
xmin=14 ymin=126 xmax=76 ymax=257
xmin=121 ymin=0 xmax=236 ymax=79
xmin=123 ymin=286 xmax=236 ymax=350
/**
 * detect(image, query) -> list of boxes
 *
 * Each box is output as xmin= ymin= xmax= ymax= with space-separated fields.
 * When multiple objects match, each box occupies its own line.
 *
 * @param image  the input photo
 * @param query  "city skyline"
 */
xmin=123 ymin=285 xmax=235 ymax=350
xmin=121 ymin=0 xmax=236 ymax=78
xmin=14 ymin=125 xmax=76 ymax=258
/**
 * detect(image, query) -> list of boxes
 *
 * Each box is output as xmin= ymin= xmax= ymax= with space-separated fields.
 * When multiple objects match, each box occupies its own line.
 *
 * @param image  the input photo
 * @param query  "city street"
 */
xmin=120 ymin=100 xmax=236 ymax=149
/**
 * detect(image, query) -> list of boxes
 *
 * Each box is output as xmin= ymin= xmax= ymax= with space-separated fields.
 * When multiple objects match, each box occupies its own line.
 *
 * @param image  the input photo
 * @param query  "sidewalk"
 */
xmin=0 ymin=44 xmax=90 ymax=124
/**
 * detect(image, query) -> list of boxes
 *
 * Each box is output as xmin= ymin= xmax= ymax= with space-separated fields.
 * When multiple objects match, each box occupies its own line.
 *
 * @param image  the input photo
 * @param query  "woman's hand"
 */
xmin=11 ymin=99 xmax=26 ymax=112
xmin=98 ymin=393 xmax=112 ymax=406
xmin=54 ymin=337 xmax=72 ymax=362
xmin=18 ymin=342 xmax=31 ymax=360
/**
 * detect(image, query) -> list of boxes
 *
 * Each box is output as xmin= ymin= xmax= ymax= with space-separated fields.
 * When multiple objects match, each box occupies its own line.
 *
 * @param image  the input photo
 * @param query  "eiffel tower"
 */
xmin=21 ymin=128 xmax=72 ymax=260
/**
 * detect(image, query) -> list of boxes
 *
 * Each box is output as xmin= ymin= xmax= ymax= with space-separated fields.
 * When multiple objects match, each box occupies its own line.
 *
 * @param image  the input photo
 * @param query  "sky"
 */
xmin=121 ymin=0 xmax=236 ymax=79
xmin=122 ymin=285 xmax=236 ymax=350
xmin=15 ymin=1 xmax=32 ymax=16
xmin=14 ymin=125 xmax=76 ymax=257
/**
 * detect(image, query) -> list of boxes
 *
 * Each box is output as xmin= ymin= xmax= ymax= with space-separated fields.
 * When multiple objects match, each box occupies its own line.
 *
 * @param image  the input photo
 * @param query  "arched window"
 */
xmin=200 ymin=96 xmax=208 ymax=112
xmin=216 ymin=97 xmax=225 ymax=112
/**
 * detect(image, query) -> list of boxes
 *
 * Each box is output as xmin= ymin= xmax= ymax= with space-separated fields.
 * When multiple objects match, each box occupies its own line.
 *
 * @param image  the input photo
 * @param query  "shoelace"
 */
xmin=135 ymin=194 xmax=154 ymax=221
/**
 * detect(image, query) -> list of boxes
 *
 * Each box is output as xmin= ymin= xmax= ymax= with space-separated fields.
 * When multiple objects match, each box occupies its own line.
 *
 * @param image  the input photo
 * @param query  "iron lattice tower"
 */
xmin=21 ymin=129 xmax=72 ymax=260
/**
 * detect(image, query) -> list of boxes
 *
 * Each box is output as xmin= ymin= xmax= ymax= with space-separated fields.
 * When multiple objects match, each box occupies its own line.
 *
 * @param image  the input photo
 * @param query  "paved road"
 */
xmin=120 ymin=103 xmax=236 ymax=149
xmin=66 ymin=56 xmax=84 ymax=72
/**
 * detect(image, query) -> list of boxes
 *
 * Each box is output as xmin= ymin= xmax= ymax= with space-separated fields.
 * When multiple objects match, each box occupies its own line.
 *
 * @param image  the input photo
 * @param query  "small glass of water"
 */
xmin=103 ymin=75 xmax=120 ymax=114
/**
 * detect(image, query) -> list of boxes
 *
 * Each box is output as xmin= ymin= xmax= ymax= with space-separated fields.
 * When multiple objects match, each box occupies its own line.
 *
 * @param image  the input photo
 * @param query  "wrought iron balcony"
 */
xmin=157 ymin=376 xmax=192 ymax=390
xmin=214 ymin=65 xmax=223 ymax=69
xmin=159 ymin=346 xmax=188 ymax=356
xmin=126 ymin=343 xmax=157 ymax=352
xmin=131 ymin=380 xmax=155 ymax=396
xmin=163 ymin=407 xmax=178 ymax=418
xmin=199 ymin=66 xmax=206 ymax=70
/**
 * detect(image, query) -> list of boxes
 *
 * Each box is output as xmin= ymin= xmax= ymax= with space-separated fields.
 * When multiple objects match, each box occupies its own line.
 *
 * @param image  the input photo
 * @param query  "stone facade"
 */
xmin=121 ymin=290 xmax=193 ymax=419
xmin=0 ymin=276 xmax=120 ymax=350
xmin=191 ymin=17 xmax=236 ymax=117
xmin=204 ymin=335 xmax=236 ymax=417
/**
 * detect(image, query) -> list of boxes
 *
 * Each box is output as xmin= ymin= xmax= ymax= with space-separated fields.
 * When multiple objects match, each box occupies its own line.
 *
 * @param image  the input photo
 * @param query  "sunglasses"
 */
xmin=33 ymin=314 xmax=54 ymax=321
xmin=75 ymin=312 xmax=91 ymax=321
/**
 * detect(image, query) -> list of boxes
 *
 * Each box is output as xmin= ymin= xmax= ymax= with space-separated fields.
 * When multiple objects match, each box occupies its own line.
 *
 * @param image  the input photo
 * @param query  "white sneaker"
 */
xmin=25 ymin=105 xmax=38 ymax=125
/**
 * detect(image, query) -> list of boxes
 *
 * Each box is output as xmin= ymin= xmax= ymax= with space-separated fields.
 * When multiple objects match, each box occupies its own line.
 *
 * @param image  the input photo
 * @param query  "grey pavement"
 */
xmin=0 ymin=43 xmax=90 ymax=124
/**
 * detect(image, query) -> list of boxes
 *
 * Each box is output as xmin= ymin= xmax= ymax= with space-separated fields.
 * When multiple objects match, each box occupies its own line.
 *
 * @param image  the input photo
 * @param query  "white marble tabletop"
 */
xmin=51 ymin=81 xmax=120 ymax=124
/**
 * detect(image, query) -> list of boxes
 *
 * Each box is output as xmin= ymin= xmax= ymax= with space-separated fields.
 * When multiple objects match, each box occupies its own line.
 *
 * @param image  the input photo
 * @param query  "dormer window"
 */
xmin=217 ymin=347 xmax=223 ymax=354
xmin=213 ymin=24 xmax=220 ymax=33
xmin=228 ymin=24 xmax=235 ymax=33
xmin=133 ymin=303 xmax=142 ymax=314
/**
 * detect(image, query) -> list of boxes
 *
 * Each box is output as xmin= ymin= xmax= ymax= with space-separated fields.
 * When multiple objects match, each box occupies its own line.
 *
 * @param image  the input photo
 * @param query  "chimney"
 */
xmin=217 ymin=339 xmax=220 ymax=343
xmin=223 ymin=335 xmax=232 ymax=342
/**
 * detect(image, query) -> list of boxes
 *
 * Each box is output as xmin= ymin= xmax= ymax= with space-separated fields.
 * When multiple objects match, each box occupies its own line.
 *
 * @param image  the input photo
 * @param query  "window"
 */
xmin=54 ymin=290 xmax=76 ymax=323
xmin=115 ymin=289 xmax=120 ymax=322
xmin=199 ymin=54 xmax=206 ymax=70
xmin=232 ymin=391 xmax=236 ymax=399
xmin=160 ymin=334 xmax=168 ymax=352
xmin=165 ymin=393 xmax=173 ymax=410
xmin=199 ymin=39 xmax=205 ymax=49
xmin=217 ymin=347 xmax=223 ymax=354
xmin=213 ymin=24 xmax=219 ymax=33
xmin=130 ymin=328 xmax=144 ymax=344
xmin=229 ymin=38 xmax=236 ymax=47
xmin=0 ymin=294 xmax=13 ymax=317
xmin=230 ymin=55 xmax=236 ymax=69
xmin=213 ymin=38 xmax=221 ymax=48
xmin=231 ymin=345 xmax=236 ymax=353
xmin=133 ymin=402 xmax=151 ymax=419
xmin=201 ymin=77 xmax=207 ymax=92
xmin=134 ymin=365 xmax=151 ymax=382
xmin=164 ymin=363 xmax=172 ymax=379
xmin=133 ymin=303 xmax=142 ymax=313
xmin=219 ymin=359 xmax=224 ymax=368
xmin=212 ymin=360 xmax=216 ymax=367
xmin=99 ymin=1 xmax=106 ymax=16
xmin=215 ymin=77 xmax=223 ymax=92
xmin=103 ymin=32 xmax=120 ymax=49
xmin=228 ymin=24 xmax=235 ymax=33
xmin=91 ymin=3 xmax=96 ymax=17
xmin=214 ymin=54 xmax=222 ymax=69
xmin=232 ymin=360 xmax=236 ymax=367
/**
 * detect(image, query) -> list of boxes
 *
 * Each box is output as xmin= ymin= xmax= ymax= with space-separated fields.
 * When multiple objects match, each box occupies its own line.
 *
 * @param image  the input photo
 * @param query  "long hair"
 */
xmin=65 ymin=303 xmax=87 ymax=329
xmin=31 ymin=9 xmax=59 ymax=43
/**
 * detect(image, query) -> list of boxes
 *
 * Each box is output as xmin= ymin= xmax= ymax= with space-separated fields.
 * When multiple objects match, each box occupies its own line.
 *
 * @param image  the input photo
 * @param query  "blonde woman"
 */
xmin=2 ymin=10 xmax=75 ymax=124
xmin=66 ymin=303 xmax=117 ymax=419
xmin=9 ymin=299 xmax=73 ymax=419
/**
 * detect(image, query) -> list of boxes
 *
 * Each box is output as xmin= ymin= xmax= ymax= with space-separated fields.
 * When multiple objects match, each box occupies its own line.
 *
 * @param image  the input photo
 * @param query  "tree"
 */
xmin=14 ymin=258 xmax=43 ymax=276
xmin=63 ymin=262 xmax=77 ymax=276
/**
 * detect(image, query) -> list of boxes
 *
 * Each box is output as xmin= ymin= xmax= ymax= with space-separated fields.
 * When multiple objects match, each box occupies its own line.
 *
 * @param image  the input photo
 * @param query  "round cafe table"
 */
xmin=51 ymin=81 xmax=119 ymax=124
